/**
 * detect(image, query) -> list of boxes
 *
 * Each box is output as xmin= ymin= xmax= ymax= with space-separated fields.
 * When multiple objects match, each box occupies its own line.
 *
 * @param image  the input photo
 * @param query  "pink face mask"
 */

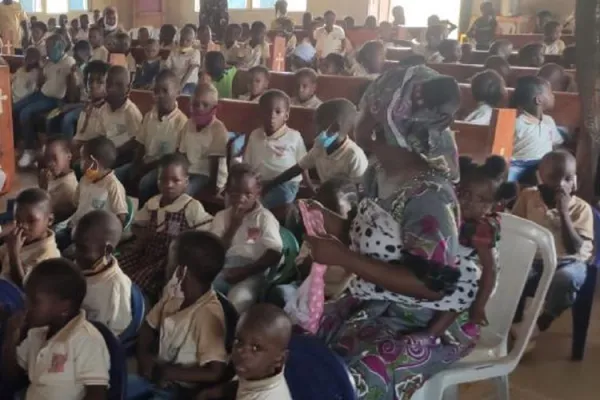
xmin=190 ymin=106 xmax=217 ymax=129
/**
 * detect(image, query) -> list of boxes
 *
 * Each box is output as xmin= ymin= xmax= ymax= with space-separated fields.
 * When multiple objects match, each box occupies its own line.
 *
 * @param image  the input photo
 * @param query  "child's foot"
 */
xmin=17 ymin=150 xmax=36 ymax=168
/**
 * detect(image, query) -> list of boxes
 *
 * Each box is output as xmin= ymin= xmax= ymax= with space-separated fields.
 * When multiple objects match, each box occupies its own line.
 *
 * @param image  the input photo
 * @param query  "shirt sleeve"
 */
xmin=73 ymin=333 xmax=110 ymax=387
xmin=400 ymin=188 xmax=458 ymax=266
xmin=260 ymin=212 xmax=283 ymax=253
xmin=145 ymin=295 xmax=166 ymax=329
xmin=546 ymin=117 xmax=564 ymax=145
xmin=135 ymin=113 xmax=150 ymax=146
xmin=192 ymin=49 xmax=202 ymax=66
xmin=107 ymin=180 xmax=128 ymax=216
xmin=346 ymin=147 xmax=369 ymax=181
xmin=126 ymin=105 xmax=144 ymax=138
xmin=297 ymin=146 xmax=318 ymax=170
xmin=210 ymin=210 xmax=227 ymax=237
xmin=572 ymin=201 xmax=594 ymax=240
xmin=207 ymin=122 xmax=230 ymax=156
xmin=192 ymin=308 xmax=228 ymax=366
xmin=16 ymin=334 xmax=30 ymax=369
xmin=185 ymin=200 xmax=213 ymax=229
xmin=294 ymin=133 xmax=308 ymax=163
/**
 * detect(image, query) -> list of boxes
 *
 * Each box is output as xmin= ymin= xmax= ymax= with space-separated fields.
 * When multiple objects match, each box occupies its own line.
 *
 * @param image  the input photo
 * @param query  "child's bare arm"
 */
xmin=470 ymin=246 xmax=497 ymax=325
xmin=263 ymin=164 xmax=303 ymax=193
xmin=557 ymin=192 xmax=584 ymax=255
xmin=136 ymin=322 xmax=158 ymax=379
xmin=223 ymin=249 xmax=282 ymax=284
xmin=1 ymin=311 xmax=28 ymax=382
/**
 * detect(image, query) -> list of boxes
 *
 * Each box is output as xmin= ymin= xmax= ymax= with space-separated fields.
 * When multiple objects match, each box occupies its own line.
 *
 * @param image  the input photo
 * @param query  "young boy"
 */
xmin=243 ymin=90 xmax=308 ymax=210
xmin=137 ymin=26 xmax=151 ymax=47
xmin=1 ymin=258 xmax=110 ymax=399
xmin=108 ymin=32 xmax=137 ymax=75
xmin=0 ymin=189 xmax=60 ymax=287
xmin=133 ymin=230 xmax=228 ymax=397
xmin=438 ymin=39 xmax=462 ymax=63
xmin=466 ymin=69 xmax=507 ymax=125
xmin=265 ymin=99 xmax=367 ymax=195
xmin=126 ymin=70 xmax=188 ymax=204
xmin=133 ymin=38 xmax=162 ymax=89
xmin=77 ymin=13 xmax=90 ymax=40
xmin=319 ymin=53 xmax=347 ymax=75
xmin=198 ymin=304 xmax=293 ymax=400
xmin=11 ymin=47 xmax=41 ymax=103
xmin=164 ymin=25 xmax=202 ymax=95
xmin=239 ymin=21 xmax=270 ymax=69
xmin=291 ymin=67 xmax=322 ymax=108
xmin=89 ymin=25 xmax=109 ymax=61
xmin=179 ymin=83 xmax=230 ymax=195
xmin=315 ymin=10 xmax=346 ymax=59
xmin=412 ymin=24 xmax=446 ymax=63
xmin=466 ymin=1 xmax=497 ymax=50
xmin=13 ymin=34 xmax=75 ymax=168
xmin=47 ymin=17 xmax=56 ymax=31
xmin=39 ymin=138 xmax=78 ymax=222
xmin=58 ymin=13 xmax=68 ymax=29
xmin=74 ymin=210 xmax=132 ymax=337
xmin=159 ymin=24 xmax=177 ymax=50
xmin=88 ymin=65 xmax=143 ymax=166
xmin=518 ymin=42 xmax=545 ymax=67
xmin=30 ymin=21 xmax=47 ymax=57
xmin=538 ymin=63 xmax=577 ymax=92
xmin=542 ymin=20 xmax=566 ymax=55
xmin=350 ymin=40 xmax=385 ymax=77
xmin=512 ymin=150 xmax=593 ymax=342
xmin=211 ymin=163 xmax=283 ymax=313
xmin=204 ymin=51 xmax=238 ymax=99
xmin=221 ymin=23 xmax=242 ymax=65
xmin=238 ymin=65 xmax=269 ymax=102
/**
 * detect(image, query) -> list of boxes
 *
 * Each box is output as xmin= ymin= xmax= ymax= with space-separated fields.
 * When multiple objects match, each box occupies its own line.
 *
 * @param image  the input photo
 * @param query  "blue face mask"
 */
xmin=48 ymin=42 xmax=65 ymax=63
xmin=316 ymin=130 xmax=339 ymax=149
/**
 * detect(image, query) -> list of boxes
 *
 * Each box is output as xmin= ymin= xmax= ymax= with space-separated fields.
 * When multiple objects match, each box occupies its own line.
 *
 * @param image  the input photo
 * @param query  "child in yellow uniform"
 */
xmin=119 ymin=70 xmax=188 ymax=204
xmin=179 ymin=83 xmax=230 ymax=196
xmin=237 ymin=65 xmax=269 ymax=102
xmin=132 ymin=231 xmax=228 ymax=398
xmin=120 ymin=154 xmax=213 ymax=301
xmin=30 ymin=21 xmax=47 ymax=57
xmin=1 ymin=258 xmax=110 ymax=399
xmin=89 ymin=26 xmax=109 ymax=61
xmin=74 ymin=210 xmax=133 ymax=337
xmin=164 ymin=25 xmax=202 ymax=95
xmin=39 ymin=139 xmax=78 ymax=223
xmin=11 ymin=47 xmax=41 ymax=103
xmin=0 ymin=189 xmax=60 ymax=288
xmin=290 ymin=68 xmax=322 ymax=108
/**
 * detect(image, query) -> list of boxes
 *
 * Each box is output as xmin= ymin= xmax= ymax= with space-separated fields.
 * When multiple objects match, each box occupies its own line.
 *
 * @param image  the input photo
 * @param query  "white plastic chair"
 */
xmin=412 ymin=213 xmax=557 ymax=400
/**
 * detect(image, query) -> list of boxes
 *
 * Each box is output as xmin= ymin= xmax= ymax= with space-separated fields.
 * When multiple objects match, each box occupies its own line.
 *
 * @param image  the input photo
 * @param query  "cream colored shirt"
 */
xmin=11 ymin=66 xmax=40 ymax=102
xmin=465 ymin=103 xmax=494 ymax=126
xmin=179 ymin=118 xmax=229 ymax=188
xmin=513 ymin=113 xmax=564 ymax=161
xmin=33 ymin=38 xmax=47 ymax=57
xmin=236 ymin=41 xmax=271 ymax=68
xmin=91 ymin=45 xmax=109 ymax=62
xmin=0 ymin=2 xmax=27 ymax=48
xmin=0 ymin=230 xmax=60 ymax=281
xmin=71 ymin=172 xmax=128 ymax=229
xmin=221 ymin=41 xmax=244 ymax=65
xmin=543 ymin=40 xmax=566 ymax=55
xmin=237 ymin=371 xmax=292 ymax=400
xmin=512 ymin=188 xmax=594 ymax=261
xmin=83 ymin=258 xmax=132 ymax=336
xmin=291 ymin=95 xmax=322 ymax=109
xmin=211 ymin=205 xmax=283 ymax=261
xmin=92 ymin=99 xmax=143 ymax=148
xmin=41 ymin=54 xmax=76 ymax=99
xmin=134 ymin=194 xmax=213 ymax=231
xmin=48 ymin=171 xmax=78 ymax=215
xmin=74 ymin=105 xmax=103 ymax=142
xmin=136 ymin=106 xmax=188 ymax=163
xmin=298 ymin=138 xmax=368 ymax=183
xmin=243 ymin=125 xmax=307 ymax=182
xmin=314 ymin=25 xmax=346 ymax=58
xmin=146 ymin=289 xmax=228 ymax=378
xmin=164 ymin=48 xmax=202 ymax=85
xmin=17 ymin=311 xmax=110 ymax=400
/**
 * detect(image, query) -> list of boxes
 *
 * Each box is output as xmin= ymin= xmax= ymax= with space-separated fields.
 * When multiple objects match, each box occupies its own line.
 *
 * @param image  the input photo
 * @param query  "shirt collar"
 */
xmin=520 ymin=111 xmax=543 ymax=125
xmin=238 ymin=370 xmax=287 ymax=393
xmin=33 ymin=310 xmax=88 ymax=345
xmin=152 ymin=104 xmax=181 ymax=122
xmin=264 ymin=124 xmax=289 ymax=140
xmin=21 ymin=230 xmax=57 ymax=255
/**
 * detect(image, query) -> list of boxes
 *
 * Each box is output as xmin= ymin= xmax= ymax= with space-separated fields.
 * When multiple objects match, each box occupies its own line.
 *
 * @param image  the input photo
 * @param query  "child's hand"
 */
xmin=6 ymin=227 xmax=26 ymax=257
xmin=556 ymin=189 xmax=571 ymax=215
xmin=228 ymin=206 xmax=246 ymax=230
xmin=305 ymin=233 xmax=346 ymax=266
xmin=469 ymin=302 xmax=489 ymax=326
xmin=38 ymin=168 xmax=52 ymax=189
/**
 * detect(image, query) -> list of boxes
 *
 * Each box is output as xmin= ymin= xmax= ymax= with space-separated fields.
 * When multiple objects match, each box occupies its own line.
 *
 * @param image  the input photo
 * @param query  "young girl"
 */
xmin=349 ymin=40 xmax=385 ymax=78
xmin=243 ymin=90 xmax=308 ymax=212
xmin=119 ymin=154 xmax=212 ymax=301
xmin=164 ymin=25 xmax=202 ymax=95
xmin=239 ymin=21 xmax=270 ymax=69
xmin=30 ymin=21 xmax=48 ymax=57
xmin=39 ymin=138 xmax=78 ymax=223
xmin=238 ymin=65 xmax=270 ymax=102
xmin=210 ymin=163 xmax=283 ymax=313
xmin=466 ymin=69 xmax=507 ymax=125
xmin=11 ymin=47 xmax=41 ymax=103
xmin=542 ymin=20 xmax=565 ymax=55
xmin=438 ymin=39 xmax=462 ymax=63
xmin=457 ymin=155 xmax=509 ymax=325
xmin=179 ymin=83 xmax=230 ymax=196
xmin=132 ymin=39 xmax=161 ymax=89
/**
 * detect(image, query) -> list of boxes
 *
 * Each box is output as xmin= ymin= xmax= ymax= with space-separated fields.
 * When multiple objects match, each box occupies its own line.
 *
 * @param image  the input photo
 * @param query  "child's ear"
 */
xmin=534 ymin=94 xmax=542 ymax=106
xmin=48 ymin=212 xmax=55 ymax=227
xmin=284 ymin=109 xmax=290 ymax=122
xmin=275 ymin=349 xmax=288 ymax=372
xmin=105 ymin=242 xmax=115 ymax=256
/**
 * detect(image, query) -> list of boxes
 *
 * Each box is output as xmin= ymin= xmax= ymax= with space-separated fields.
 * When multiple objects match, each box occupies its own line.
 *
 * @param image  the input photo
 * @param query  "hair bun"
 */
xmin=482 ymin=155 xmax=508 ymax=180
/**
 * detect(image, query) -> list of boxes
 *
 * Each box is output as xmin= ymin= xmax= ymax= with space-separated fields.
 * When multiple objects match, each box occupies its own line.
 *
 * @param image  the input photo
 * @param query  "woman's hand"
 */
xmin=469 ymin=301 xmax=489 ymax=326
xmin=305 ymin=233 xmax=347 ymax=266
xmin=303 ymin=200 xmax=347 ymax=240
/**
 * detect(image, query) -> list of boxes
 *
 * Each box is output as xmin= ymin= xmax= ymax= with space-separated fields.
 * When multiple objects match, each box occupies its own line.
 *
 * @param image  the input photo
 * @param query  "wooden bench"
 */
xmin=0 ymin=66 xmax=15 ymax=194
xmin=495 ymin=33 xmax=575 ymax=49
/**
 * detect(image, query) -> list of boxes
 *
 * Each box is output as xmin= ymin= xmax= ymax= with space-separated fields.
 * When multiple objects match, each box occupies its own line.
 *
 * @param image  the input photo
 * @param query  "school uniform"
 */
xmin=75 ymin=29 xmax=89 ymax=41
xmin=164 ymin=47 xmax=202 ymax=95
xmin=221 ymin=41 xmax=244 ymax=65
xmin=48 ymin=171 xmax=78 ymax=217
xmin=512 ymin=112 xmax=564 ymax=161
xmin=179 ymin=118 xmax=229 ymax=194
xmin=16 ymin=310 xmax=110 ymax=400
xmin=238 ymin=41 xmax=271 ymax=69
xmin=314 ymin=25 xmax=346 ymax=58
xmin=543 ymin=40 xmax=566 ymax=55
xmin=119 ymin=194 xmax=212 ymax=299
xmin=83 ymin=256 xmax=133 ymax=336
xmin=237 ymin=371 xmax=292 ymax=400
xmin=133 ymin=59 xmax=161 ymax=89
xmin=298 ymin=137 xmax=368 ymax=183
xmin=11 ymin=66 xmax=40 ymax=103
xmin=211 ymin=204 xmax=283 ymax=313
xmin=243 ymin=125 xmax=307 ymax=208
xmin=513 ymin=187 xmax=594 ymax=319
xmin=32 ymin=37 xmax=47 ymax=57
xmin=73 ymin=103 xmax=103 ymax=142
xmin=91 ymin=99 xmax=143 ymax=149
xmin=0 ymin=230 xmax=60 ymax=281
xmin=13 ymin=54 xmax=76 ymax=150
xmin=91 ymin=45 xmax=110 ymax=62
xmin=126 ymin=106 xmax=188 ymax=204
xmin=465 ymin=103 xmax=494 ymax=125
xmin=290 ymin=95 xmax=322 ymax=109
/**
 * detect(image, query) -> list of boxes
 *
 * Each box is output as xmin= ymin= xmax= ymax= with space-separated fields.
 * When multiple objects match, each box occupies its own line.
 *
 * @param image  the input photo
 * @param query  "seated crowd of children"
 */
xmin=0 ymin=2 xmax=593 ymax=399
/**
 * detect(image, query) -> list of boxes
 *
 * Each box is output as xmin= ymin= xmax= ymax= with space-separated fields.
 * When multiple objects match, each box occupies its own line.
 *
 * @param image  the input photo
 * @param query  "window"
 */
xmin=17 ymin=0 xmax=86 ymax=14
xmin=45 ymin=0 xmax=68 ymax=13
xmin=16 ymin=0 xmax=42 ymax=13
xmin=195 ymin=0 xmax=306 ymax=12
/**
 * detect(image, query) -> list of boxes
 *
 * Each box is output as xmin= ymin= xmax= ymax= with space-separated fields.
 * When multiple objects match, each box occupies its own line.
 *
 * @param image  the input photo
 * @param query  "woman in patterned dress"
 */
xmin=306 ymin=65 xmax=481 ymax=399
xmin=199 ymin=0 xmax=228 ymax=41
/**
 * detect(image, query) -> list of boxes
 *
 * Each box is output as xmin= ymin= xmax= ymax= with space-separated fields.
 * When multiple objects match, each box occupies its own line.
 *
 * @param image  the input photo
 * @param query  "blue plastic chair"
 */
xmin=285 ymin=334 xmax=357 ymax=400
xmin=90 ymin=321 xmax=127 ymax=400
xmin=571 ymin=207 xmax=600 ymax=360
xmin=118 ymin=283 xmax=146 ymax=350
xmin=0 ymin=278 xmax=24 ymax=314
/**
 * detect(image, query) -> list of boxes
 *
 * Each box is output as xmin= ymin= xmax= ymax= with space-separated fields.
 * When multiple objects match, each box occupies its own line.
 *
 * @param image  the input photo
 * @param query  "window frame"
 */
xmin=195 ymin=0 xmax=306 ymax=12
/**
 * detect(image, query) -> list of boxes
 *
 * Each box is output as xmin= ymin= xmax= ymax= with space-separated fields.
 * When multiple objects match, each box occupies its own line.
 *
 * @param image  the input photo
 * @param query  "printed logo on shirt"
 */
xmin=246 ymin=227 xmax=261 ymax=243
xmin=49 ymin=353 xmax=68 ymax=373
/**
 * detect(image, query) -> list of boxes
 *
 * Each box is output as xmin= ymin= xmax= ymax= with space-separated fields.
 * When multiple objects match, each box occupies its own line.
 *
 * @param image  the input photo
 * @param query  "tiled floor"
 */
xmin=3 ymin=173 xmax=600 ymax=399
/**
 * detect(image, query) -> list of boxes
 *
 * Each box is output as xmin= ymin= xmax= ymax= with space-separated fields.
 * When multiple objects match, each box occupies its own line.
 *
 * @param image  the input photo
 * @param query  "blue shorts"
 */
xmin=262 ymin=181 xmax=300 ymax=209
xmin=508 ymin=159 xmax=540 ymax=185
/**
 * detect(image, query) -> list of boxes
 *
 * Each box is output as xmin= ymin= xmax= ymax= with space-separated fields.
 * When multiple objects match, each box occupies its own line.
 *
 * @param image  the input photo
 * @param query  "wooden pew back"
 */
xmin=0 ymin=66 xmax=15 ymax=194
xmin=495 ymin=33 xmax=575 ymax=49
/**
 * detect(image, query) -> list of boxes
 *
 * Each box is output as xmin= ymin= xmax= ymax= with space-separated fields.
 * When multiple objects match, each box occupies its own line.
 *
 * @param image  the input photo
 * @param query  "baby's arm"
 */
xmin=470 ymin=245 xmax=497 ymax=325
xmin=136 ymin=322 xmax=158 ymax=379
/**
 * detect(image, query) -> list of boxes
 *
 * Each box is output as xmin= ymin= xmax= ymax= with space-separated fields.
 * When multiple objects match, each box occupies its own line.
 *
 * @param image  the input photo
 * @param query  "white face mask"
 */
xmin=104 ymin=16 xmax=118 ymax=31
